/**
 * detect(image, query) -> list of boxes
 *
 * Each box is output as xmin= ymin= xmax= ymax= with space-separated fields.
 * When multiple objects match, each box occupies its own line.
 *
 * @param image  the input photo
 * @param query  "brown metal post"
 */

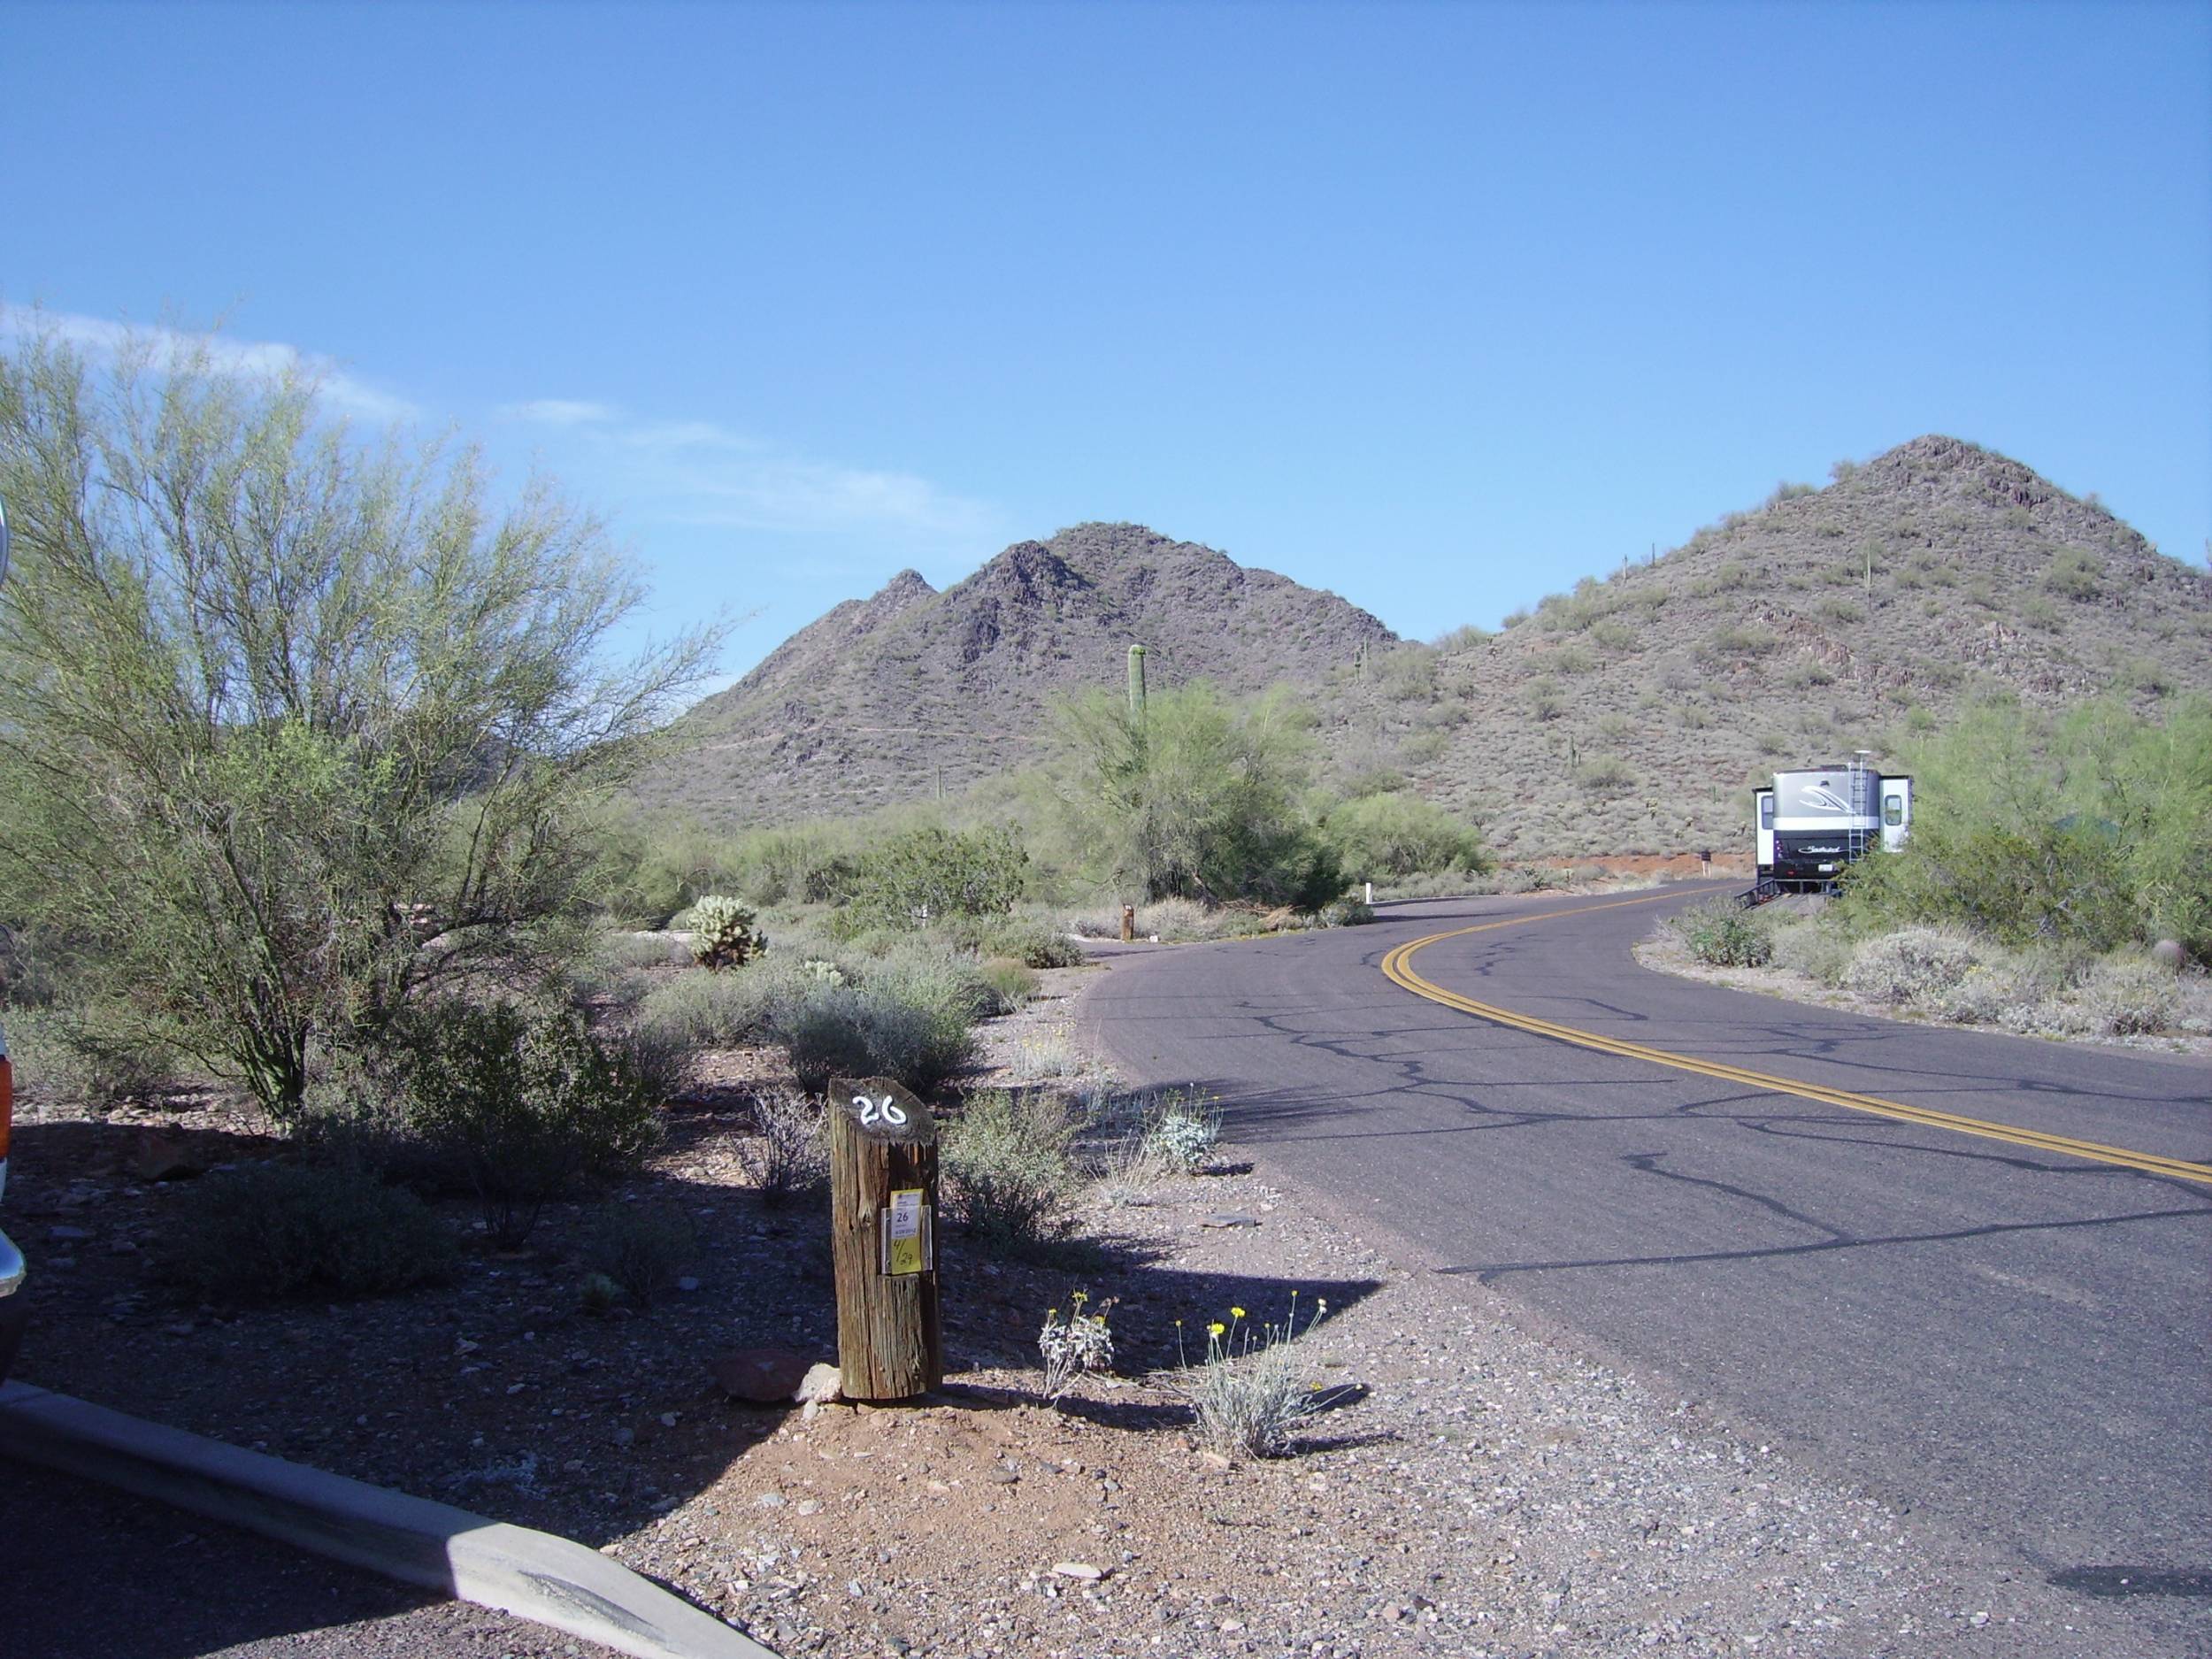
xmin=1119 ymin=904 xmax=1136 ymax=943
xmin=826 ymin=1076 xmax=941 ymax=1402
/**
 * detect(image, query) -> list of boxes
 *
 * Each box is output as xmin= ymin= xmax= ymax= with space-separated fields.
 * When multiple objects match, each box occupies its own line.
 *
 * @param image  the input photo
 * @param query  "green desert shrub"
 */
xmin=1094 ymin=897 xmax=1234 ymax=942
xmin=849 ymin=983 xmax=981 ymax=1094
xmin=1838 ymin=695 xmax=2212 ymax=957
xmin=1770 ymin=918 xmax=1852 ymax=986
xmin=1701 ymin=624 xmax=1778 ymax=661
xmin=606 ymin=1010 xmax=692 ymax=1105
xmin=1320 ymin=794 xmax=1488 ymax=882
xmin=0 ymin=1005 xmax=176 ymax=1109
xmin=1669 ymin=900 xmax=1774 ymax=967
xmin=728 ymin=822 xmax=856 ymax=908
xmin=943 ymin=1088 xmax=1078 ymax=1256
xmin=837 ymin=826 xmax=1028 ymax=933
xmin=1589 ymin=619 xmax=1636 ymax=653
xmin=1841 ymin=928 xmax=1990 ymax=1008
xmin=638 ymin=946 xmax=869 ymax=1046
xmin=774 ymin=985 xmax=883 ymax=1096
xmin=1431 ymin=624 xmax=1490 ymax=652
xmin=872 ymin=947 xmax=1000 ymax=1025
xmin=401 ymin=1001 xmax=659 ymax=1246
xmin=979 ymin=957 xmax=1041 ymax=1012
xmin=167 ymin=1163 xmax=456 ymax=1302
xmin=2045 ymin=546 xmax=2105 ymax=600
xmin=981 ymin=917 xmax=1086 ymax=969
xmin=1372 ymin=645 xmax=1440 ymax=701
xmin=2068 ymin=956 xmax=2183 ymax=1036
xmin=1576 ymin=756 xmax=1636 ymax=795
xmin=773 ymin=972 xmax=979 ymax=1097
xmin=1044 ymin=681 xmax=1341 ymax=908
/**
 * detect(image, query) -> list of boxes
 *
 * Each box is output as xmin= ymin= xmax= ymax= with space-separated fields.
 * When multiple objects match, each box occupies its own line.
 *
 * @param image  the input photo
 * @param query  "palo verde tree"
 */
xmin=1045 ymin=678 xmax=1343 ymax=909
xmin=0 ymin=322 xmax=719 ymax=1118
xmin=1836 ymin=692 xmax=2212 ymax=957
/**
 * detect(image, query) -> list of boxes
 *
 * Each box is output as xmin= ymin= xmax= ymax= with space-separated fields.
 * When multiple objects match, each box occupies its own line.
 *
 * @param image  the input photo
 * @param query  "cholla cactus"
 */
xmin=687 ymin=895 xmax=764 ymax=971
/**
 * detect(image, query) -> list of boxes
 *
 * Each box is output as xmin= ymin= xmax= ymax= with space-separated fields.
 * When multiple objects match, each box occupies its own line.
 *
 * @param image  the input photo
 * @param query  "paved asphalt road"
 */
xmin=1084 ymin=886 xmax=2212 ymax=1611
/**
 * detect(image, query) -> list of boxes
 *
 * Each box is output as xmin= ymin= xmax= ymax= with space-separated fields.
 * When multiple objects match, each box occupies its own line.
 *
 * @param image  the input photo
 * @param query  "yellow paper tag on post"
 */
xmin=885 ymin=1187 xmax=927 ymax=1276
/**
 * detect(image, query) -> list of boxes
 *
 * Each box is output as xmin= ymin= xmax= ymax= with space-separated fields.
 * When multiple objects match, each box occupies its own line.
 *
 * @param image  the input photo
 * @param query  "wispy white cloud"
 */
xmin=662 ymin=450 xmax=1000 ymax=540
xmin=0 ymin=304 xmax=419 ymax=422
xmin=519 ymin=405 xmax=1002 ymax=541
xmin=500 ymin=397 xmax=619 ymax=426
xmin=5 ymin=305 xmax=1002 ymax=548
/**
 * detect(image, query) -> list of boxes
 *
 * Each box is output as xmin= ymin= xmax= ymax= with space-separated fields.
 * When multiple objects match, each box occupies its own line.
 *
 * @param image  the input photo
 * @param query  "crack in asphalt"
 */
xmin=1620 ymin=1149 xmax=1858 ymax=1241
xmin=1438 ymin=1202 xmax=2212 ymax=1282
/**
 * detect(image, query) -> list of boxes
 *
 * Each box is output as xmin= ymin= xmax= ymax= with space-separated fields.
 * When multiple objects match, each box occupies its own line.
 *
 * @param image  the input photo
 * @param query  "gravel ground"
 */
xmin=4 ymin=956 xmax=2197 ymax=1658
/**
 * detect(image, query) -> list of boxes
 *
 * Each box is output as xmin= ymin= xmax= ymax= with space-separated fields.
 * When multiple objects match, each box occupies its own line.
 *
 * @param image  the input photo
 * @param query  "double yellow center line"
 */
xmin=1379 ymin=894 xmax=2212 ymax=1187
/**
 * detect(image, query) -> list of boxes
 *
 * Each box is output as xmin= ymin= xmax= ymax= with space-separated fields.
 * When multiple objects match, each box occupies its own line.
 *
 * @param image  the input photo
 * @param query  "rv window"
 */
xmin=1758 ymin=796 xmax=1774 ymax=828
xmin=1883 ymin=794 xmax=1902 ymax=827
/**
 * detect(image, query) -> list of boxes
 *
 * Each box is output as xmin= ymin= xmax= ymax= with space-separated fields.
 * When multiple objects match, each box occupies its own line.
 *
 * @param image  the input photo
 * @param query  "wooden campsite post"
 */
xmin=826 ymin=1076 xmax=942 ymax=1402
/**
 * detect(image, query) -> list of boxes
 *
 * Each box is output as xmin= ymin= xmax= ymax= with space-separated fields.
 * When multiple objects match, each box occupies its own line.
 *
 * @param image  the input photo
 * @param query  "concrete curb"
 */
xmin=0 ymin=1380 xmax=774 ymax=1659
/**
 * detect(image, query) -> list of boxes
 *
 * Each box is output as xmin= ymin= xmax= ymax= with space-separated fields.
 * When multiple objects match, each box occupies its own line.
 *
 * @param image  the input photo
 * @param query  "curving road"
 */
xmin=1084 ymin=886 xmax=2212 ymax=1614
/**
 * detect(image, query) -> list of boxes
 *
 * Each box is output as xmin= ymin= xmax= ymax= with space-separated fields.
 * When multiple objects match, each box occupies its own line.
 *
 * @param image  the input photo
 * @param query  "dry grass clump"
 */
xmin=1066 ymin=898 xmax=1255 ymax=942
xmin=740 ymin=1089 xmax=828 ymax=1205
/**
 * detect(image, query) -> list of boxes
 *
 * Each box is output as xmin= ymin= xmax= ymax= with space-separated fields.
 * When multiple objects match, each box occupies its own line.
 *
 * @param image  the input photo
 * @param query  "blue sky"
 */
xmin=7 ymin=1 xmax=2208 ymax=690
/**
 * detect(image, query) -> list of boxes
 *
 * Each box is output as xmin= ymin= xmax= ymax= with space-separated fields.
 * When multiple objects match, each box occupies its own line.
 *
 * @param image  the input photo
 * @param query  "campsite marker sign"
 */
xmin=826 ymin=1077 xmax=941 ymax=1401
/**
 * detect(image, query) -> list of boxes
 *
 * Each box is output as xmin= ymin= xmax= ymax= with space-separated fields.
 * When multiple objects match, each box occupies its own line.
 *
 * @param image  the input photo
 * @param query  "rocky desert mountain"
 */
xmin=635 ymin=438 xmax=2212 ymax=859
xmin=1363 ymin=434 xmax=2212 ymax=856
xmin=632 ymin=522 xmax=1398 ymax=823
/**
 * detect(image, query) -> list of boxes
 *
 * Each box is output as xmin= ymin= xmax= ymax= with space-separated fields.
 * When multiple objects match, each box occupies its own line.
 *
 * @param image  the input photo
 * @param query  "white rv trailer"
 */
xmin=1753 ymin=759 xmax=1911 ymax=893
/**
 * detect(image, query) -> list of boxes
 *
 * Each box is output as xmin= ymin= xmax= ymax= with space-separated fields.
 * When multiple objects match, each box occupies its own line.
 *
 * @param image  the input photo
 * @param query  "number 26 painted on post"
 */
xmin=855 ymin=1094 xmax=908 ymax=1128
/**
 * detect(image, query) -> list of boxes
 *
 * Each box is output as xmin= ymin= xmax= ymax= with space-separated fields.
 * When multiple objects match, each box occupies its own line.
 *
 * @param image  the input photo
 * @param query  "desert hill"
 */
xmin=1325 ymin=435 xmax=2211 ymax=857
xmin=634 ymin=522 xmax=1398 ymax=823
xmin=636 ymin=437 xmax=2211 ymax=861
